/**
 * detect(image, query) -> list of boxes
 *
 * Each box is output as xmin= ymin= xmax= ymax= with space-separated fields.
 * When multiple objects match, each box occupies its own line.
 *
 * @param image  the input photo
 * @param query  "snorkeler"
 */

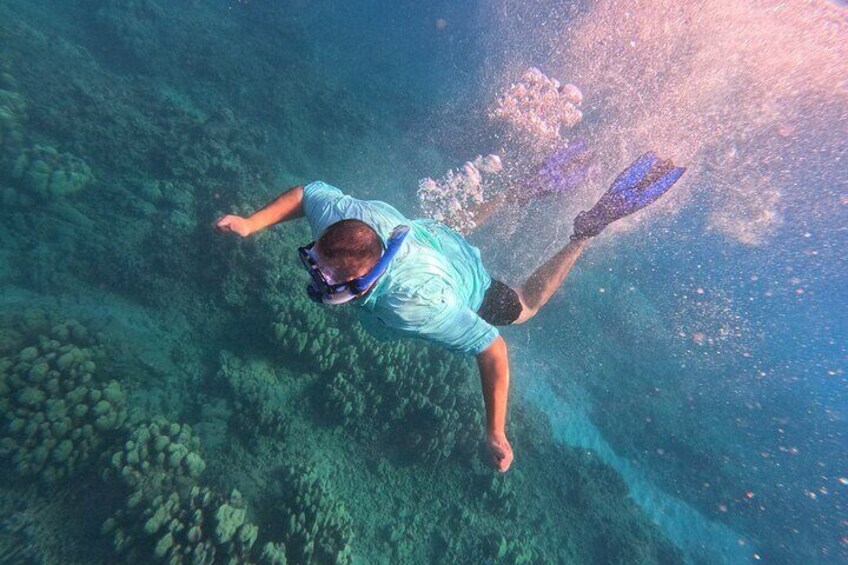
xmin=216 ymin=151 xmax=685 ymax=472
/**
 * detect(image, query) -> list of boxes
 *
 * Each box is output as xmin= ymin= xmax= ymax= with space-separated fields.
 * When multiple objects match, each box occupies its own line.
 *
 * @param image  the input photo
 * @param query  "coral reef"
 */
xmin=104 ymin=417 xmax=206 ymax=505
xmin=0 ymin=319 xmax=127 ymax=482
xmin=102 ymin=417 xmax=271 ymax=563
xmin=0 ymin=308 xmax=52 ymax=356
xmin=331 ymin=324 xmax=483 ymax=464
xmin=217 ymin=351 xmax=289 ymax=440
xmin=101 ymin=417 xmax=353 ymax=564
xmin=271 ymin=296 xmax=340 ymax=373
xmin=271 ymin=464 xmax=353 ymax=564
xmin=485 ymin=534 xmax=538 ymax=564
xmin=440 ymin=508 xmax=543 ymax=565
xmin=480 ymin=472 xmax=519 ymax=519
xmin=93 ymin=0 xmax=167 ymax=67
xmin=103 ymin=486 xmax=274 ymax=564
xmin=5 ymin=144 xmax=93 ymax=206
xmin=0 ymin=72 xmax=25 ymax=155
xmin=417 ymin=154 xmax=503 ymax=234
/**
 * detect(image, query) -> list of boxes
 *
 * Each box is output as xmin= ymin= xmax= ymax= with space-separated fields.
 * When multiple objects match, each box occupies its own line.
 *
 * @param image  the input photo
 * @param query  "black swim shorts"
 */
xmin=477 ymin=279 xmax=523 ymax=326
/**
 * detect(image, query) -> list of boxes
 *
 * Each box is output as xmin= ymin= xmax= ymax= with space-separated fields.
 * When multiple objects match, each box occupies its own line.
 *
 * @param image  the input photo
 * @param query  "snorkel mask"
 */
xmin=298 ymin=225 xmax=410 ymax=305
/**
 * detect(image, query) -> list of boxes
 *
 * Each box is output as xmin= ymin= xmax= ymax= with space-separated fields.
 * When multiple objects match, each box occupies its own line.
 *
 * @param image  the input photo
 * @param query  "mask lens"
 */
xmin=298 ymin=245 xmax=328 ymax=288
xmin=298 ymin=247 xmax=312 ymax=271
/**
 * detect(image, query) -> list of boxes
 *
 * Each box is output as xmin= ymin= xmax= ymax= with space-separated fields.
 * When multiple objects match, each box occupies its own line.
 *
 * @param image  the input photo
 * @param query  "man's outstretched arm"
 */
xmin=216 ymin=185 xmax=305 ymax=237
xmin=477 ymin=335 xmax=514 ymax=472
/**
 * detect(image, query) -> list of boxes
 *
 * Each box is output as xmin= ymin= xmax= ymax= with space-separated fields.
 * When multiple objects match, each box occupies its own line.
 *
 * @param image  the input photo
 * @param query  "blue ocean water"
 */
xmin=0 ymin=1 xmax=845 ymax=564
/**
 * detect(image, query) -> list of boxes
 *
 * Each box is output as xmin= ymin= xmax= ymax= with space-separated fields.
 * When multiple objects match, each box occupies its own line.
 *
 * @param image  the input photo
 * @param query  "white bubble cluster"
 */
xmin=418 ymin=67 xmax=584 ymax=232
xmin=417 ymin=154 xmax=503 ymax=235
xmin=488 ymin=67 xmax=583 ymax=149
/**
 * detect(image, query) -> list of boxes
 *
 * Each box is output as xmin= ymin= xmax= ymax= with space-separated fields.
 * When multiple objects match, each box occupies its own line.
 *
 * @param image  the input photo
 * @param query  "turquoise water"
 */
xmin=1 ymin=1 xmax=845 ymax=563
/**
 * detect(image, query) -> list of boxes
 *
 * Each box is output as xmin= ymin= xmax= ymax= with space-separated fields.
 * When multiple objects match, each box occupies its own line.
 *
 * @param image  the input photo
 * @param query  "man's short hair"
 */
xmin=316 ymin=219 xmax=383 ymax=279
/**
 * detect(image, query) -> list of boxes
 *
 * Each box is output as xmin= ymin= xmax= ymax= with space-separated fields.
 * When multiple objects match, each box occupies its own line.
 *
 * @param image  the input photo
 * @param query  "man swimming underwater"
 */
xmin=216 ymin=150 xmax=685 ymax=472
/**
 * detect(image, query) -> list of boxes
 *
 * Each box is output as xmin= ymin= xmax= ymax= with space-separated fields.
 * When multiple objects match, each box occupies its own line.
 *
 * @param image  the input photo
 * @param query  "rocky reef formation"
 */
xmin=0 ymin=65 xmax=93 ymax=208
xmin=102 ymin=417 xmax=355 ymax=564
xmin=270 ymin=465 xmax=354 ymax=564
xmin=104 ymin=418 xmax=206 ymax=504
xmin=0 ymin=319 xmax=126 ymax=482
xmin=5 ymin=144 xmax=93 ymax=205
xmin=104 ymin=484 xmax=271 ymax=564
xmin=217 ymin=351 xmax=289 ymax=441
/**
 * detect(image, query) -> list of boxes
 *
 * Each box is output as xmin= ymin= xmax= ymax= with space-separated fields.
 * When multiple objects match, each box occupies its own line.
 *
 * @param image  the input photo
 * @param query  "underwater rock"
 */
xmin=0 ymin=319 xmax=127 ymax=482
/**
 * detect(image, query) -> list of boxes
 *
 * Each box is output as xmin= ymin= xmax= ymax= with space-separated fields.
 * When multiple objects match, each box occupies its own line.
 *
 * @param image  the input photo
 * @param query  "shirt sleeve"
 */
xmin=302 ymin=180 xmax=345 ymax=238
xmin=370 ymin=284 xmax=500 ymax=356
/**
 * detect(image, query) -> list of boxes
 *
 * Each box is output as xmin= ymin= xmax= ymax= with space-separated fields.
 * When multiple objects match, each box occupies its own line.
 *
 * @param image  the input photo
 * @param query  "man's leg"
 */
xmin=489 ymin=151 xmax=685 ymax=324
xmin=468 ymin=193 xmax=508 ymax=230
xmin=471 ymin=140 xmax=591 ymax=231
xmin=513 ymin=238 xmax=589 ymax=324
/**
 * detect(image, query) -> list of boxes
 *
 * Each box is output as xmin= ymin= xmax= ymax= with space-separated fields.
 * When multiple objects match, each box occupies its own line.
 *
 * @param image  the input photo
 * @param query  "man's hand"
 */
xmin=216 ymin=215 xmax=253 ymax=237
xmin=487 ymin=432 xmax=514 ymax=472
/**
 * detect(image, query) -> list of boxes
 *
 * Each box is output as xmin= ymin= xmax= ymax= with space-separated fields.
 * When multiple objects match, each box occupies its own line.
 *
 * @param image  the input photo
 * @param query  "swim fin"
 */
xmin=525 ymin=138 xmax=590 ymax=201
xmin=572 ymin=152 xmax=685 ymax=240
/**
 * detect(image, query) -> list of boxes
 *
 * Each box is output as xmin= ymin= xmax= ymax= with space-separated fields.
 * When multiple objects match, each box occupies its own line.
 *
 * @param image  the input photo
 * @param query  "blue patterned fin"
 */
xmin=631 ymin=166 xmax=686 ymax=209
xmin=610 ymin=152 xmax=659 ymax=194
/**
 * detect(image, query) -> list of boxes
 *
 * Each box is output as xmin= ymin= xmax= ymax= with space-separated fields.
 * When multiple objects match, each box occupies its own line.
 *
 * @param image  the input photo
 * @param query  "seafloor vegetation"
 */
xmin=1 ymin=1 xmax=682 ymax=562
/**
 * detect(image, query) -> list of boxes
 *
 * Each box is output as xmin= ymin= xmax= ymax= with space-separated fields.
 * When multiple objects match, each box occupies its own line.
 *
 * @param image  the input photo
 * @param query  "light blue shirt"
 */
xmin=302 ymin=181 xmax=498 ymax=355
